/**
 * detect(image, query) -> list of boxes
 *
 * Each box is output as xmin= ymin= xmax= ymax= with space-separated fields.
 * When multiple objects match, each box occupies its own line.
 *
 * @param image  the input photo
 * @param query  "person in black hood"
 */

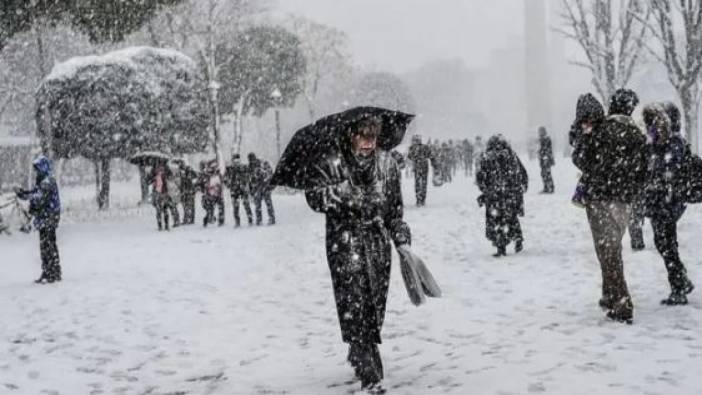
xmin=537 ymin=126 xmax=555 ymax=193
xmin=15 ymin=155 xmax=62 ymax=283
xmin=570 ymin=93 xmax=605 ymax=207
xmin=304 ymin=115 xmax=411 ymax=391
xmin=643 ymin=103 xmax=695 ymax=305
xmin=571 ymin=90 xmax=648 ymax=324
xmin=476 ymin=135 xmax=528 ymax=257
xmin=608 ymin=89 xmax=647 ymax=251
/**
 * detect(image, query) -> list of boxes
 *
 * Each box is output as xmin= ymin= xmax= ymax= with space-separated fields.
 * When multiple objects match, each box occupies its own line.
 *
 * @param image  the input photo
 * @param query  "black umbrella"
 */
xmin=128 ymin=151 xmax=171 ymax=167
xmin=271 ymin=106 xmax=414 ymax=190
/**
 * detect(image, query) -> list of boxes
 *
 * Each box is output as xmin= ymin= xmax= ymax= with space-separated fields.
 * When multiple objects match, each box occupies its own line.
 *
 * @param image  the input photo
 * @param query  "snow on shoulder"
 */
xmin=45 ymin=46 xmax=196 ymax=82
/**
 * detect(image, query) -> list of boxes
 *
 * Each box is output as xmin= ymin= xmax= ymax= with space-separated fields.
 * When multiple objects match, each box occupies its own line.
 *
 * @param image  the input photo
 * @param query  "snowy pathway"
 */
xmin=1 ymin=161 xmax=701 ymax=394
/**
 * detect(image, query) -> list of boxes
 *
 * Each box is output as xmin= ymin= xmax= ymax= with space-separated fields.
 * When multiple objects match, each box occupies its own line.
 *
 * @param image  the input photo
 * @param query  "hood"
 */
xmin=643 ymin=103 xmax=672 ymax=144
xmin=609 ymin=89 xmax=639 ymax=116
xmin=32 ymin=155 xmax=53 ymax=177
xmin=576 ymin=93 xmax=605 ymax=124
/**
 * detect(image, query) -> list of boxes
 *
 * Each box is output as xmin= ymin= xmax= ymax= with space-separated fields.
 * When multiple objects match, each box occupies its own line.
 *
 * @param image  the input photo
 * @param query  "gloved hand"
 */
xmin=331 ymin=180 xmax=363 ymax=211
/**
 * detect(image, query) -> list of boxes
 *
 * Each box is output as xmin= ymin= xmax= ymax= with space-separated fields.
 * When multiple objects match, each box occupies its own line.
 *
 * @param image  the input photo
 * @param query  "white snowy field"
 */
xmin=1 ymin=159 xmax=701 ymax=395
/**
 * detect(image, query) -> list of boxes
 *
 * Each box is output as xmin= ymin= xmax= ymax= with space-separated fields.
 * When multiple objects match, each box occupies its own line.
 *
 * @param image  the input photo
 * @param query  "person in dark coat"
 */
xmin=476 ymin=135 xmax=528 ymax=257
xmin=225 ymin=154 xmax=253 ymax=227
xmin=305 ymin=116 xmax=411 ymax=390
xmin=462 ymin=139 xmax=474 ymax=176
xmin=643 ymin=103 xmax=695 ymax=305
xmin=200 ymin=161 xmax=225 ymax=227
xmin=15 ymin=155 xmax=62 ymax=283
xmin=178 ymin=162 xmax=199 ymax=225
xmin=537 ymin=126 xmax=555 ymax=193
xmin=248 ymin=153 xmax=276 ymax=226
xmin=407 ymin=135 xmax=433 ymax=206
xmin=146 ymin=162 xmax=173 ymax=231
xmin=571 ymin=89 xmax=648 ymax=324
xmin=607 ymin=90 xmax=647 ymax=251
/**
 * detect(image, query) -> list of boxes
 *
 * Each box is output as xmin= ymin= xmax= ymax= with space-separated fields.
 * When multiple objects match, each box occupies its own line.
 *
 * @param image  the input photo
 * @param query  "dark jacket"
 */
xmin=407 ymin=142 xmax=433 ymax=173
xmin=538 ymin=134 xmax=554 ymax=168
xmin=572 ymin=114 xmax=647 ymax=204
xmin=179 ymin=166 xmax=199 ymax=197
xmin=477 ymin=140 xmax=528 ymax=215
xmin=249 ymin=159 xmax=274 ymax=195
xmin=305 ymin=150 xmax=410 ymax=344
xmin=643 ymin=104 xmax=687 ymax=221
xmin=17 ymin=156 xmax=61 ymax=230
xmin=224 ymin=162 xmax=251 ymax=195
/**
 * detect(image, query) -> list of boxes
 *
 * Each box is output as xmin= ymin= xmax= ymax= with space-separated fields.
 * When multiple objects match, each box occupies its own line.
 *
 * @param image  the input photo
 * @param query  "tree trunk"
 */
xmin=680 ymin=89 xmax=699 ymax=153
xmin=275 ymin=109 xmax=281 ymax=160
xmin=139 ymin=165 xmax=150 ymax=204
xmin=234 ymin=97 xmax=246 ymax=155
xmin=94 ymin=160 xmax=101 ymax=205
xmin=97 ymin=158 xmax=111 ymax=210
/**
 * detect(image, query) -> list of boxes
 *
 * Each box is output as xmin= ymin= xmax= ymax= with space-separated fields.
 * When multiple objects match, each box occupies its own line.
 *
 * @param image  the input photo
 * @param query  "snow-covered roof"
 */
xmin=45 ymin=46 xmax=197 ymax=82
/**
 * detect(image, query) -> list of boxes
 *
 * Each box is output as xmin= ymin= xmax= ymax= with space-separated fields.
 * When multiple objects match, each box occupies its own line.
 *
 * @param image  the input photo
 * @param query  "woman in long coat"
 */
xmin=305 ymin=115 xmax=411 ymax=390
xmin=476 ymin=135 xmax=528 ymax=257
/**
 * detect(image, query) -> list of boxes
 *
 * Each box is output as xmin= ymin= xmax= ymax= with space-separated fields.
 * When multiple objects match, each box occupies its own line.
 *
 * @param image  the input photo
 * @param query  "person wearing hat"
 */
xmin=15 ymin=155 xmax=62 ymax=283
xmin=225 ymin=154 xmax=253 ymax=227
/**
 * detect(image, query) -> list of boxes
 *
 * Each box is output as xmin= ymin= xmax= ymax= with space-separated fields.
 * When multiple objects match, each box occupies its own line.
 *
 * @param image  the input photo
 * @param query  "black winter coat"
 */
xmin=224 ymin=163 xmax=251 ymax=195
xmin=644 ymin=135 xmax=687 ymax=221
xmin=305 ymin=151 xmax=410 ymax=344
xmin=477 ymin=147 xmax=528 ymax=214
xmin=572 ymin=115 xmax=647 ymax=203
xmin=538 ymin=135 xmax=554 ymax=168
xmin=407 ymin=142 xmax=433 ymax=174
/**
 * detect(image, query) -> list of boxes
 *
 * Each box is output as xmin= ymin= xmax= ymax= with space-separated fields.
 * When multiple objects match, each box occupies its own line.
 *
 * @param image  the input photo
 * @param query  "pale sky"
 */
xmin=276 ymin=0 xmax=527 ymax=72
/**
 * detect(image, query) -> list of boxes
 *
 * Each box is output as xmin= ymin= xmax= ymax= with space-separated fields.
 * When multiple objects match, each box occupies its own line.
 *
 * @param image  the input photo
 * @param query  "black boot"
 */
xmin=660 ymin=291 xmax=688 ymax=306
xmin=493 ymin=246 xmax=506 ymax=258
xmin=515 ymin=240 xmax=524 ymax=254
xmin=34 ymin=274 xmax=49 ymax=284
xmin=605 ymin=297 xmax=633 ymax=324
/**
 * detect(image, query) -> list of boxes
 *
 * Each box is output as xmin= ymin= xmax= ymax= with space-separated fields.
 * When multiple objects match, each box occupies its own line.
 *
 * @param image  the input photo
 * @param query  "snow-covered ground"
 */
xmin=1 ymin=159 xmax=701 ymax=395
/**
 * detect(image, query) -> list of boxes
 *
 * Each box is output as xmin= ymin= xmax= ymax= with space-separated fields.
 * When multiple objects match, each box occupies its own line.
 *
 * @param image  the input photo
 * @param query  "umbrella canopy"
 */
xmin=271 ymin=106 xmax=414 ymax=190
xmin=128 ymin=151 xmax=171 ymax=166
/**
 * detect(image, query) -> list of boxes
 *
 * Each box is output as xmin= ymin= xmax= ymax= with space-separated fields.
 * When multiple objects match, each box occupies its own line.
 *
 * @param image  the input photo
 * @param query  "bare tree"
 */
xmin=287 ymin=16 xmax=353 ymax=121
xmin=558 ymin=0 xmax=650 ymax=103
xmin=142 ymin=0 xmax=269 ymax=172
xmin=639 ymin=0 xmax=702 ymax=152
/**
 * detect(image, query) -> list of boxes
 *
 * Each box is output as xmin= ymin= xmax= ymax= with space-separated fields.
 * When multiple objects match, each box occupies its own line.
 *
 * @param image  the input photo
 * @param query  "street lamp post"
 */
xmin=208 ymin=80 xmax=224 ymax=175
xmin=271 ymin=88 xmax=283 ymax=161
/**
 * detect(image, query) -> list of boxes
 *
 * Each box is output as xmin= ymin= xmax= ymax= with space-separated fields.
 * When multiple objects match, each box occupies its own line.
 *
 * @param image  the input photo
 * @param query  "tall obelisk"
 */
xmin=524 ymin=0 xmax=551 ymax=133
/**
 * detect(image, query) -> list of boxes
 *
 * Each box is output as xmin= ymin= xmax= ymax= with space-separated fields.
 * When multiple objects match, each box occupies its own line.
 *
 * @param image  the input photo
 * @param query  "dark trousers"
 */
xmin=628 ymin=199 xmax=646 ymax=249
xmin=540 ymin=166 xmax=554 ymax=193
xmin=39 ymin=226 xmax=61 ymax=280
xmin=202 ymin=194 xmax=225 ymax=226
xmin=253 ymin=190 xmax=275 ymax=225
xmin=153 ymin=193 xmax=171 ymax=230
xmin=651 ymin=217 xmax=689 ymax=291
xmin=231 ymin=191 xmax=253 ymax=226
xmin=182 ymin=193 xmax=196 ymax=225
xmin=464 ymin=159 xmax=473 ymax=176
xmin=586 ymin=202 xmax=632 ymax=311
xmin=414 ymin=166 xmax=428 ymax=206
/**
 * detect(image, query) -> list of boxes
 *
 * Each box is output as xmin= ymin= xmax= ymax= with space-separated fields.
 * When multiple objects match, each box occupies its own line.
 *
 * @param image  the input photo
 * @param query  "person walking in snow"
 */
xmin=407 ymin=135 xmax=433 ymax=206
xmin=537 ymin=126 xmax=555 ymax=193
xmin=571 ymin=89 xmax=647 ymax=324
xmin=461 ymin=138 xmax=474 ymax=176
xmin=248 ymin=153 xmax=276 ymax=226
xmin=15 ymin=155 xmax=62 ymax=283
xmin=200 ymin=161 xmax=225 ymax=227
xmin=147 ymin=162 xmax=173 ymax=231
xmin=476 ymin=135 xmax=528 ymax=257
xmin=224 ymin=154 xmax=253 ymax=227
xmin=305 ymin=115 xmax=411 ymax=391
xmin=642 ymin=103 xmax=695 ymax=305
xmin=178 ymin=162 xmax=198 ymax=225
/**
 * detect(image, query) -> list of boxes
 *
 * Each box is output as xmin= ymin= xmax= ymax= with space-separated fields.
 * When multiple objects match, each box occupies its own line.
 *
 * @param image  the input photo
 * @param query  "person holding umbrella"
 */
xmin=271 ymin=107 xmax=412 ymax=391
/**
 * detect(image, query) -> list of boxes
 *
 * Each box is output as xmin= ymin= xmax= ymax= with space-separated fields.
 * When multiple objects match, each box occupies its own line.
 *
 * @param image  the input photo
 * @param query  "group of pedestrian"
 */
xmin=145 ymin=152 xmax=276 ymax=231
xmin=571 ymin=88 xmax=696 ymax=323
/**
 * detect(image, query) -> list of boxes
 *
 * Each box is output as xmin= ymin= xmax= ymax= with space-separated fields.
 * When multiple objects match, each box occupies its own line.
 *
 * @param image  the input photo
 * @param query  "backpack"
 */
xmin=677 ymin=144 xmax=702 ymax=203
